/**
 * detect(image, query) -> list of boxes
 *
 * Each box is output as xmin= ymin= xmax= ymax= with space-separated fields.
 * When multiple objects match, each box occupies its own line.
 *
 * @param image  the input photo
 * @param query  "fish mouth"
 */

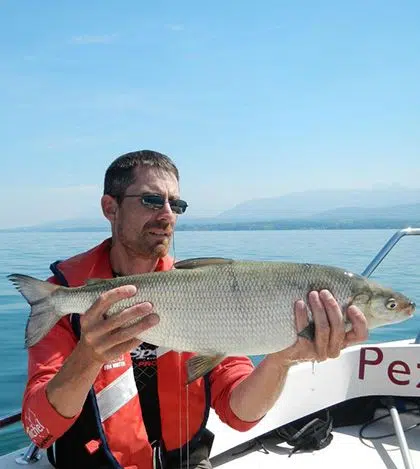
xmin=404 ymin=302 xmax=416 ymax=316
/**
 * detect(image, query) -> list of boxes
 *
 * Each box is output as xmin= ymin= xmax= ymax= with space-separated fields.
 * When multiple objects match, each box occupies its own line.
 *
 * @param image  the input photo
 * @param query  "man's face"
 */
xmin=112 ymin=167 xmax=181 ymax=258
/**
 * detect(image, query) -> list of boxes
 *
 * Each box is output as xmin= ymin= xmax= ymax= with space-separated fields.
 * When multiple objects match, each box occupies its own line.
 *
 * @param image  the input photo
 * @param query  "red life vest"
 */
xmin=48 ymin=239 xmax=212 ymax=469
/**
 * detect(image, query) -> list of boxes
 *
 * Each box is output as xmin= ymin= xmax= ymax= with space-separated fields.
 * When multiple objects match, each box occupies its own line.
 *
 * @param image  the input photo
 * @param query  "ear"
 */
xmin=101 ymin=195 xmax=118 ymax=222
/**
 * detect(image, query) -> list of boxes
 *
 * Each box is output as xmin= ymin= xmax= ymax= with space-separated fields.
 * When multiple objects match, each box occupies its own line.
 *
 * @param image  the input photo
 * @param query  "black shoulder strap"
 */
xmin=46 ymin=260 xmax=122 ymax=469
xmin=50 ymin=260 xmax=69 ymax=287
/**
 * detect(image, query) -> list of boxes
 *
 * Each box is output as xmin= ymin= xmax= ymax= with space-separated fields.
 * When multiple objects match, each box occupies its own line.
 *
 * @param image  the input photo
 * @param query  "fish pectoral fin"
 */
xmin=186 ymin=353 xmax=225 ymax=384
xmin=297 ymin=320 xmax=315 ymax=341
xmin=174 ymin=257 xmax=234 ymax=270
xmin=344 ymin=319 xmax=353 ymax=333
xmin=298 ymin=318 xmax=353 ymax=340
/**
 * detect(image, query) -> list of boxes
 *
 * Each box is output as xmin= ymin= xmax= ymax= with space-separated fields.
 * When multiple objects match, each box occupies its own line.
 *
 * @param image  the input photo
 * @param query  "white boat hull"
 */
xmin=1 ymin=338 xmax=419 ymax=469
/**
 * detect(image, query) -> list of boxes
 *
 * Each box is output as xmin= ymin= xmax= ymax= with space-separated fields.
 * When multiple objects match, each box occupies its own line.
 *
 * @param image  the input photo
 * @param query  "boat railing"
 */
xmin=359 ymin=227 xmax=420 ymax=343
xmin=0 ymin=411 xmax=21 ymax=429
xmin=361 ymin=227 xmax=420 ymax=277
xmin=1 ymin=226 xmax=420 ymax=465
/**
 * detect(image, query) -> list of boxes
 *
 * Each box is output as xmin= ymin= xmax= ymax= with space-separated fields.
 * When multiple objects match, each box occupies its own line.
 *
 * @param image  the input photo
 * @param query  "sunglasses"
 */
xmin=123 ymin=194 xmax=188 ymax=214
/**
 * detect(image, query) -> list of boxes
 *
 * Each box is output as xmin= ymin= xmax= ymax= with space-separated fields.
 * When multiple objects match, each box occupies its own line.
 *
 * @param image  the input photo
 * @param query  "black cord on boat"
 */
xmin=230 ymin=438 xmax=270 ymax=457
xmin=359 ymin=406 xmax=420 ymax=442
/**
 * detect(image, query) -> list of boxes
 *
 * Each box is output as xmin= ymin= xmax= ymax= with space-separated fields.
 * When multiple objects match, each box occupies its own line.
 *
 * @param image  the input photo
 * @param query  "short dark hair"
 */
xmin=104 ymin=150 xmax=179 ymax=201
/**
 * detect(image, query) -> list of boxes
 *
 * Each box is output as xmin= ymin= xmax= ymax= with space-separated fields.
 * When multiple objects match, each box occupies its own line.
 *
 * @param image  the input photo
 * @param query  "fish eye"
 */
xmin=386 ymin=298 xmax=398 ymax=310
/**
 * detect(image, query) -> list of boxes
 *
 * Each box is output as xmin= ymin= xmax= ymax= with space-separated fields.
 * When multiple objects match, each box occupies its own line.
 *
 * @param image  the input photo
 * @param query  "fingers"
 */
xmin=294 ymin=299 xmax=310 ymax=333
xmin=308 ymin=290 xmax=345 ymax=360
xmin=79 ymin=285 xmax=138 ymax=342
xmin=97 ymin=302 xmax=153 ymax=334
xmin=343 ymin=305 xmax=368 ymax=347
xmin=105 ymin=312 xmax=160 ymax=350
xmin=319 ymin=290 xmax=345 ymax=358
xmin=307 ymin=291 xmax=330 ymax=361
xmin=287 ymin=291 xmax=368 ymax=366
xmin=288 ymin=299 xmax=316 ymax=363
xmin=78 ymin=285 xmax=160 ymax=364
xmin=105 ymin=338 xmax=144 ymax=361
xmin=80 ymin=306 xmax=159 ymax=363
xmin=85 ymin=285 xmax=138 ymax=322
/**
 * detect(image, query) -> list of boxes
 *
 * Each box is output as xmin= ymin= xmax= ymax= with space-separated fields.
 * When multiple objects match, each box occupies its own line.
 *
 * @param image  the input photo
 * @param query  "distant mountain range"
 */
xmin=177 ymin=203 xmax=420 ymax=231
xmin=1 ymin=188 xmax=419 ymax=232
xmin=215 ymin=187 xmax=420 ymax=221
xmin=310 ymin=203 xmax=420 ymax=221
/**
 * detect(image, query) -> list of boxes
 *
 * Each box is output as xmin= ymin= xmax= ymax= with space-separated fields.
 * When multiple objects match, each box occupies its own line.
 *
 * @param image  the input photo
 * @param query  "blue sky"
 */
xmin=0 ymin=0 xmax=419 ymax=228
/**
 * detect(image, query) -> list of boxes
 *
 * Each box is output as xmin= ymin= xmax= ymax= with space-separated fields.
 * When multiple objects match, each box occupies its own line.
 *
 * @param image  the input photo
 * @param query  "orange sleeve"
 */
xmin=21 ymin=313 xmax=81 ymax=448
xmin=209 ymin=356 xmax=263 ymax=432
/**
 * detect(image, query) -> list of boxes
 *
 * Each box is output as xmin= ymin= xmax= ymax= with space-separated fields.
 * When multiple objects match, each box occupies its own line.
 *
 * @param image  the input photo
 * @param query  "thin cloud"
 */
xmin=166 ymin=24 xmax=185 ymax=32
xmin=69 ymin=34 xmax=118 ymax=45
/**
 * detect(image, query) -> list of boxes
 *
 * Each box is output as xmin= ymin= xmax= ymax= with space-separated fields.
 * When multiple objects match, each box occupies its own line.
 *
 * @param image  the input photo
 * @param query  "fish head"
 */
xmin=351 ymin=281 xmax=415 ymax=330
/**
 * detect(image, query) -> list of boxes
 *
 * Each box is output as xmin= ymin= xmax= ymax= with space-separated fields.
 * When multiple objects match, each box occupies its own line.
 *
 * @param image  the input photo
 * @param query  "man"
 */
xmin=21 ymin=150 xmax=368 ymax=469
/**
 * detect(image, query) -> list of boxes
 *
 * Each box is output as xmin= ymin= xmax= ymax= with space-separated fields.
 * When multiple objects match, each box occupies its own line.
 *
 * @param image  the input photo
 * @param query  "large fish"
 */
xmin=8 ymin=258 xmax=415 ymax=383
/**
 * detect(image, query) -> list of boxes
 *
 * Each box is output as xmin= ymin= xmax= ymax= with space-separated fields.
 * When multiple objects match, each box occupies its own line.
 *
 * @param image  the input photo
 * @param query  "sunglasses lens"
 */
xmin=141 ymin=195 xmax=165 ymax=209
xmin=170 ymin=200 xmax=188 ymax=214
xmin=141 ymin=195 xmax=188 ymax=214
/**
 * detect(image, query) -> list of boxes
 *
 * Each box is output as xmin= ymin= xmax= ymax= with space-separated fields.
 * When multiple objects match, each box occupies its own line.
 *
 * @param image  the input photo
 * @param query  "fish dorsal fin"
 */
xmin=174 ymin=257 xmax=234 ymax=270
xmin=85 ymin=278 xmax=107 ymax=285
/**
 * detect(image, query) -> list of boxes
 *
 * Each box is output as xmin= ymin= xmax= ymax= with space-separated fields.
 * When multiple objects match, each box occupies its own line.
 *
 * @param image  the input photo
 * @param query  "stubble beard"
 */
xmin=118 ymin=221 xmax=173 ymax=259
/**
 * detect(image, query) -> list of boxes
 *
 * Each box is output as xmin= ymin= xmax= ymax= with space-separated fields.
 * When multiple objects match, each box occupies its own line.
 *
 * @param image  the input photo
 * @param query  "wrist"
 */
xmin=264 ymin=347 xmax=306 ymax=369
xmin=262 ymin=351 xmax=295 ymax=371
xmin=45 ymin=345 xmax=103 ymax=418
xmin=74 ymin=340 xmax=106 ymax=370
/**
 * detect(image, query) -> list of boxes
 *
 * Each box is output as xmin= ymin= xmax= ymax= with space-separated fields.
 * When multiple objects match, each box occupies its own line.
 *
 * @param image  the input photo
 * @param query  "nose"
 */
xmin=157 ymin=200 xmax=175 ymax=219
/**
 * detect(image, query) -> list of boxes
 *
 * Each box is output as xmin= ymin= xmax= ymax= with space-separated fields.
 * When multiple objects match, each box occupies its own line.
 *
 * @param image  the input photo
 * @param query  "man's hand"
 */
xmin=46 ymin=285 xmax=159 ymax=418
xmin=78 ymin=285 xmax=160 ymax=364
xmin=268 ymin=289 xmax=369 ymax=366
xmin=229 ymin=290 xmax=368 ymax=423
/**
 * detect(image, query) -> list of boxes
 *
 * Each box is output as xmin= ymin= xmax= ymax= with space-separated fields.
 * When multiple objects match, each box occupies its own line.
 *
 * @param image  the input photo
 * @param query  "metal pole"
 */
xmin=389 ymin=405 xmax=415 ymax=469
xmin=0 ymin=412 xmax=42 ymax=464
xmin=379 ymin=398 xmax=415 ymax=469
xmin=15 ymin=444 xmax=42 ymax=465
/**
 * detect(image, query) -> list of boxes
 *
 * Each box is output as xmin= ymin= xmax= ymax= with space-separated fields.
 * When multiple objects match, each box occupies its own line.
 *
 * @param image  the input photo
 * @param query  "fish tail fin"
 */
xmin=8 ymin=274 xmax=62 ymax=348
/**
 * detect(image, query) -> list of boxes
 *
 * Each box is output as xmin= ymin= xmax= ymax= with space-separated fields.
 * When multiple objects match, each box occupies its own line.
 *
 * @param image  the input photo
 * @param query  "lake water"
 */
xmin=0 ymin=229 xmax=419 ymax=457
